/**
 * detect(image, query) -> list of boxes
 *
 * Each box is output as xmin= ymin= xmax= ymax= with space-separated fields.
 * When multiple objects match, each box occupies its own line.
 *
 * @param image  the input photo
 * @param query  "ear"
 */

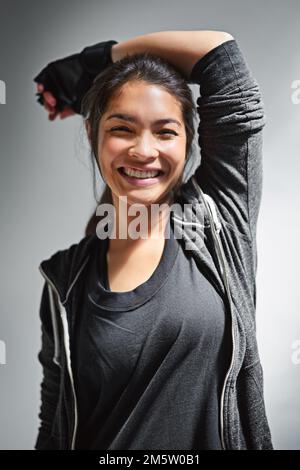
xmin=85 ymin=119 xmax=92 ymax=145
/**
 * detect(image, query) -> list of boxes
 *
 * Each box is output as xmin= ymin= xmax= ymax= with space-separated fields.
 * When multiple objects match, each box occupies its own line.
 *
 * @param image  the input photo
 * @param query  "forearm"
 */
xmin=111 ymin=30 xmax=233 ymax=78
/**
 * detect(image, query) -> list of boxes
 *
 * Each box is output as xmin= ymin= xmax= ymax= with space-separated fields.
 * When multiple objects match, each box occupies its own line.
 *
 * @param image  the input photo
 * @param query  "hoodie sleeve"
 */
xmin=188 ymin=39 xmax=266 ymax=244
xmin=35 ymin=281 xmax=61 ymax=450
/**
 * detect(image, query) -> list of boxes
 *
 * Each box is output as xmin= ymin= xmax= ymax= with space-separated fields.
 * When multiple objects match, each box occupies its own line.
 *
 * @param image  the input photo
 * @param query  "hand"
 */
xmin=33 ymin=40 xmax=118 ymax=117
xmin=36 ymin=83 xmax=76 ymax=121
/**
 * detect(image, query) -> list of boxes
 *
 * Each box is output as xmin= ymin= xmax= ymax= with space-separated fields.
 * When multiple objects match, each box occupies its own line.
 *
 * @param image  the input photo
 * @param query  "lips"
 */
xmin=117 ymin=166 xmax=165 ymax=187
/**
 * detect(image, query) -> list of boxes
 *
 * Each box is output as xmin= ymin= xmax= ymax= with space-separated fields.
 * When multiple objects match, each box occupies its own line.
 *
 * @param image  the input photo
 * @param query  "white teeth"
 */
xmin=123 ymin=167 xmax=160 ymax=179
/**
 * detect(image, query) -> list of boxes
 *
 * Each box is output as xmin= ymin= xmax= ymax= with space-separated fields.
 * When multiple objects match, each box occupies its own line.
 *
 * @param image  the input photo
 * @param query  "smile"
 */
xmin=118 ymin=166 xmax=165 ymax=187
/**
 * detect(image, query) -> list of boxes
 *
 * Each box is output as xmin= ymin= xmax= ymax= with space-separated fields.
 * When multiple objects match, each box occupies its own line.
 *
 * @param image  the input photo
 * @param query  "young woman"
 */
xmin=34 ymin=30 xmax=273 ymax=450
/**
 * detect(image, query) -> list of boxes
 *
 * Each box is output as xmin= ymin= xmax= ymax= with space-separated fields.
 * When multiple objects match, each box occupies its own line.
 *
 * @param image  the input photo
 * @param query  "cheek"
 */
xmin=166 ymin=141 xmax=186 ymax=170
xmin=98 ymin=138 xmax=124 ymax=168
xmin=106 ymin=137 xmax=124 ymax=154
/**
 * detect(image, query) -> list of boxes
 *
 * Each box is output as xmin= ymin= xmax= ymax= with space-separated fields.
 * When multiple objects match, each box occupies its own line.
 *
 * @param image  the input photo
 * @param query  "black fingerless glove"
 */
xmin=33 ymin=40 xmax=118 ymax=115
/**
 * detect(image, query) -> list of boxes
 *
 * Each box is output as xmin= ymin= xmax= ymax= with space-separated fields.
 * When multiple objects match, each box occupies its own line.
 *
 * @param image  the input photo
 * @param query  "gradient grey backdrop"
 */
xmin=0 ymin=0 xmax=299 ymax=450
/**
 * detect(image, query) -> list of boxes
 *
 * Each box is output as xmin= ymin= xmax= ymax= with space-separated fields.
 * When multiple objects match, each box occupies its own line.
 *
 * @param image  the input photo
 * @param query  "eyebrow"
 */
xmin=105 ymin=113 xmax=182 ymax=127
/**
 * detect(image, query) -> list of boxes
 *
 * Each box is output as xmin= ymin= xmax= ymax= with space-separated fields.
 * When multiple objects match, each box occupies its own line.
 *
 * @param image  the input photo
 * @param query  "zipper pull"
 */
xmin=190 ymin=176 xmax=222 ymax=234
xmin=203 ymin=193 xmax=222 ymax=234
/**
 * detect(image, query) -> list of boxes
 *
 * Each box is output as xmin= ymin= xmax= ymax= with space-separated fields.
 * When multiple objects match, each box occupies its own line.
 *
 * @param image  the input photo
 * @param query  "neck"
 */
xmin=109 ymin=193 xmax=173 ymax=249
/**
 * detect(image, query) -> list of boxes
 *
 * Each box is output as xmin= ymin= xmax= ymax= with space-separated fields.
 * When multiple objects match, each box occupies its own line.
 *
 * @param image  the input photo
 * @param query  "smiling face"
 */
xmin=96 ymin=80 xmax=187 ymax=208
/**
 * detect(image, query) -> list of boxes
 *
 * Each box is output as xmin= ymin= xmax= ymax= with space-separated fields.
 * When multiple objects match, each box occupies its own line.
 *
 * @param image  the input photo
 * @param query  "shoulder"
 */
xmin=40 ymin=232 xmax=95 ymax=265
xmin=39 ymin=233 xmax=98 ymax=301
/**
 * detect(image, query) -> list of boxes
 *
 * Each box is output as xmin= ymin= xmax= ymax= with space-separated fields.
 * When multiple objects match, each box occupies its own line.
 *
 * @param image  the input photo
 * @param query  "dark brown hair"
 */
xmin=81 ymin=51 xmax=197 ymax=236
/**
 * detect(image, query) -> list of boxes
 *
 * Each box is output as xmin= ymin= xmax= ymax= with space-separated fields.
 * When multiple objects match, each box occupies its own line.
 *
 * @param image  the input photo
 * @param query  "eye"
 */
xmin=109 ymin=126 xmax=132 ymax=132
xmin=109 ymin=126 xmax=178 ymax=136
xmin=159 ymin=129 xmax=178 ymax=136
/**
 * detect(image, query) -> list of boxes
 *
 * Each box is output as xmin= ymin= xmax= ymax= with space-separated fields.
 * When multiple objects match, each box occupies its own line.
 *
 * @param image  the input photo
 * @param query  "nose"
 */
xmin=128 ymin=132 xmax=160 ymax=160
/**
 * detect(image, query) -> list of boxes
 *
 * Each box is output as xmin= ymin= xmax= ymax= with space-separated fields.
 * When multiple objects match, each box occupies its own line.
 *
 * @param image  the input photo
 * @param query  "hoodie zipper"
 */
xmin=192 ymin=180 xmax=236 ymax=450
xmin=38 ymin=265 xmax=78 ymax=450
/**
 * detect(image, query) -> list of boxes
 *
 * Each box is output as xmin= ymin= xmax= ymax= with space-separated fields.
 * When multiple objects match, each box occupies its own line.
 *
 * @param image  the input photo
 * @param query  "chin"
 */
xmin=125 ymin=194 xmax=160 ymax=206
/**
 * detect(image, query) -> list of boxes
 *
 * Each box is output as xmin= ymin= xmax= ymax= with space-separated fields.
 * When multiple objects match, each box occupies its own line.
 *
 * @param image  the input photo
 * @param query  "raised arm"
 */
xmin=188 ymin=38 xmax=266 ymax=245
xmin=34 ymin=31 xmax=232 ymax=120
xmin=110 ymin=30 xmax=234 ymax=77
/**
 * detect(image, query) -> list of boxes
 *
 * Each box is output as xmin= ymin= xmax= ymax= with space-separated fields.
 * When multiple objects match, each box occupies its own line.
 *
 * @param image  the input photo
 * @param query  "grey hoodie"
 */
xmin=36 ymin=39 xmax=273 ymax=450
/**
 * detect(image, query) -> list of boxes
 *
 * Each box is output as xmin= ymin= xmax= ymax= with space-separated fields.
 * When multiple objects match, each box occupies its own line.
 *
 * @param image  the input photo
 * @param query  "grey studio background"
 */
xmin=0 ymin=0 xmax=299 ymax=450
